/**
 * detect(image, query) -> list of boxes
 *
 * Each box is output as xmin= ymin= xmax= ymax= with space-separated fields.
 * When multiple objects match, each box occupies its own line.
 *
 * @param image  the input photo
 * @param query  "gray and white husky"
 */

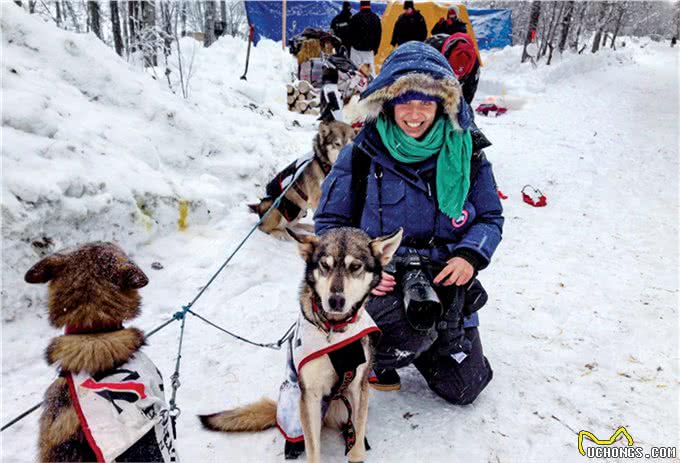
xmin=248 ymin=121 xmax=356 ymax=239
xmin=200 ymin=227 xmax=403 ymax=463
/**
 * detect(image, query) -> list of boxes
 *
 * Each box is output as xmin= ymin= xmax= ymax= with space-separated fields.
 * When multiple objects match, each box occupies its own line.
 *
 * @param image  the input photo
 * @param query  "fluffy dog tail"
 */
xmin=199 ymin=398 xmax=277 ymax=432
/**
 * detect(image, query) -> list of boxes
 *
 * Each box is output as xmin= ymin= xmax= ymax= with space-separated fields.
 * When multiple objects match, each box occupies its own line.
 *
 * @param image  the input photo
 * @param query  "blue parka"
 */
xmin=314 ymin=41 xmax=503 ymax=270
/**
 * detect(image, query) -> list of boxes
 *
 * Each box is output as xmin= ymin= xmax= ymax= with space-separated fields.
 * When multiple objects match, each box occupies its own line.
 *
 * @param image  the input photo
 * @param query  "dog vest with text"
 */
xmin=276 ymin=313 xmax=379 ymax=445
xmin=66 ymin=352 xmax=178 ymax=463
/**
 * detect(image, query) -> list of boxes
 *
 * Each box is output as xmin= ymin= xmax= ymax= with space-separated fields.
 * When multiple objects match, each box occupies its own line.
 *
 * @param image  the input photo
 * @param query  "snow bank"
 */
xmin=1 ymin=3 xmax=313 ymax=320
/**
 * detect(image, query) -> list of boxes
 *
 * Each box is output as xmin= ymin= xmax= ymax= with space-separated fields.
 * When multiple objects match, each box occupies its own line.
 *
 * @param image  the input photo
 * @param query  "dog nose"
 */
xmin=328 ymin=294 xmax=346 ymax=311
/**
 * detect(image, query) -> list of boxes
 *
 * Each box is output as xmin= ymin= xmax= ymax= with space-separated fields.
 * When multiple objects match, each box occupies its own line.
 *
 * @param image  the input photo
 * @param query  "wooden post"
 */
xmin=282 ymin=0 xmax=286 ymax=49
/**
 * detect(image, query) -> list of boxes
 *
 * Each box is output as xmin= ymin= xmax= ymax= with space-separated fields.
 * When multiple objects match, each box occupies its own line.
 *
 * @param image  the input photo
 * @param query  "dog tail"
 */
xmin=199 ymin=398 xmax=277 ymax=432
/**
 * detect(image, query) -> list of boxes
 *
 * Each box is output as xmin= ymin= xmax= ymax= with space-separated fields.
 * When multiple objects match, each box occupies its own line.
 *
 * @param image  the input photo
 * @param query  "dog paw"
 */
xmin=284 ymin=440 xmax=305 ymax=460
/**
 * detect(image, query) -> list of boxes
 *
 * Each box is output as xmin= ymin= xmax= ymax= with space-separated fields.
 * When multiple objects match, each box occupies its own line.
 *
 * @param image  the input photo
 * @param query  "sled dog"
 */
xmin=248 ymin=121 xmax=356 ymax=239
xmin=199 ymin=227 xmax=403 ymax=463
xmin=25 ymin=242 xmax=177 ymax=463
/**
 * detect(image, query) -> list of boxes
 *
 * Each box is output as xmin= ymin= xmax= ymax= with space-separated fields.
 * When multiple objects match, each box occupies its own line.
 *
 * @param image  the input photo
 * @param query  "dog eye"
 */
xmin=319 ymin=261 xmax=332 ymax=272
xmin=348 ymin=262 xmax=362 ymax=273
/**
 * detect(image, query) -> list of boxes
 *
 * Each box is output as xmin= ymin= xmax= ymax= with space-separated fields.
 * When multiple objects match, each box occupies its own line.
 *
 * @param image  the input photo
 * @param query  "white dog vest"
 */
xmin=66 ymin=352 xmax=178 ymax=462
xmin=276 ymin=312 xmax=379 ymax=444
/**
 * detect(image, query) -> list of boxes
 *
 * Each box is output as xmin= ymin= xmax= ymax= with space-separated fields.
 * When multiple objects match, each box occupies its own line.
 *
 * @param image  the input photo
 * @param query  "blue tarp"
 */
xmin=244 ymin=1 xmax=511 ymax=50
xmin=245 ymin=1 xmax=386 ymax=46
xmin=466 ymin=9 xmax=512 ymax=49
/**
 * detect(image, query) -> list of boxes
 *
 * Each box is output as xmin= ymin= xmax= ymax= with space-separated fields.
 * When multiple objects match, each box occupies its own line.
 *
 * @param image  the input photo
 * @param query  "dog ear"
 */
xmin=286 ymin=229 xmax=319 ymax=262
xmin=370 ymin=228 xmax=403 ymax=267
xmin=119 ymin=262 xmax=149 ymax=289
xmin=25 ymin=254 xmax=67 ymax=284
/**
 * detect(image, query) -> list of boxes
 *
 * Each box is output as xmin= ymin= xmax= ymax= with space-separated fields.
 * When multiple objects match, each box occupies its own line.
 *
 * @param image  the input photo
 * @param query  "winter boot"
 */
xmin=368 ymin=368 xmax=401 ymax=391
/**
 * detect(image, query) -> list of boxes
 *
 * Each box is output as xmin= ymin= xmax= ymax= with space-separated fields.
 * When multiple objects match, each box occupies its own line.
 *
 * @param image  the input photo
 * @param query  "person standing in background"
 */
xmin=391 ymin=1 xmax=428 ymax=47
xmin=432 ymin=6 xmax=467 ymax=36
xmin=348 ymin=0 xmax=382 ymax=75
xmin=330 ymin=1 xmax=353 ymax=54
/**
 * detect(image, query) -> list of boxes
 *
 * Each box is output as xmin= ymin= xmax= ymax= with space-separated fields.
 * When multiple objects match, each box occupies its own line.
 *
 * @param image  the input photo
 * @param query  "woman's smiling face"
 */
xmin=393 ymin=100 xmax=438 ymax=138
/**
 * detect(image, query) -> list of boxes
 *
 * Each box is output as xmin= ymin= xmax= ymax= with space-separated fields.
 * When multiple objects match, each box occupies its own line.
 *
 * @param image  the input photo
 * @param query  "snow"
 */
xmin=1 ymin=4 xmax=678 ymax=462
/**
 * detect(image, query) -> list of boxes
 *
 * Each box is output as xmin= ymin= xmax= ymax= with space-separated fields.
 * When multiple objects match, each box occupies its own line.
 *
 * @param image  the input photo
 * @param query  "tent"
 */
xmin=244 ymin=1 xmax=512 ymax=71
xmin=375 ymin=2 xmax=480 ymax=73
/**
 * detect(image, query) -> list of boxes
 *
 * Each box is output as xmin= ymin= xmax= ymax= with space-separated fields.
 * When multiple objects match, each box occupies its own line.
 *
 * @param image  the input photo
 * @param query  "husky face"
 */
xmin=290 ymin=228 xmax=402 ymax=324
xmin=314 ymin=121 xmax=356 ymax=165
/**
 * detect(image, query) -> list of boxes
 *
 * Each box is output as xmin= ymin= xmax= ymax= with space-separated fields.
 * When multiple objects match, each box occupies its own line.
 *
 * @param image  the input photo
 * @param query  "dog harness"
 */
xmin=276 ymin=312 xmax=379 ymax=453
xmin=264 ymin=152 xmax=332 ymax=222
xmin=66 ymin=352 xmax=178 ymax=463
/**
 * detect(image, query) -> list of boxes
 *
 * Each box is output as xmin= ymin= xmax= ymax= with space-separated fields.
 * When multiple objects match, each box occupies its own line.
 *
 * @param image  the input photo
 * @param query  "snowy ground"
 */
xmin=2 ymin=4 xmax=679 ymax=463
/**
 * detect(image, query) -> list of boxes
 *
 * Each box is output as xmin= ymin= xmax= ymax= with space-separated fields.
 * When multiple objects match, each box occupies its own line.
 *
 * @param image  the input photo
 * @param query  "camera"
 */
xmin=385 ymin=251 xmax=443 ymax=331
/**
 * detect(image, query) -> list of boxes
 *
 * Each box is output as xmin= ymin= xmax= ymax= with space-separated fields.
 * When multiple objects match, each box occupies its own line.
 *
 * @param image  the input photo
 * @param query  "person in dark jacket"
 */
xmin=432 ymin=6 xmax=468 ymax=36
xmin=426 ymin=32 xmax=480 ymax=104
xmin=348 ymin=0 xmax=382 ymax=74
xmin=315 ymin=41 xmax=503 ymax=405
xmin=390 ymin=0 xmax=428 ymax=47
xmin=330 ymin=1 xmax=353 ymax=53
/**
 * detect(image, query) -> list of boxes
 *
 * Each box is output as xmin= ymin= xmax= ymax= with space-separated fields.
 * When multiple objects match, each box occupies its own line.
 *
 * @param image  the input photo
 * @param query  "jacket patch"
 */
xmin=451 ymin=209 xmax=469 ymax=228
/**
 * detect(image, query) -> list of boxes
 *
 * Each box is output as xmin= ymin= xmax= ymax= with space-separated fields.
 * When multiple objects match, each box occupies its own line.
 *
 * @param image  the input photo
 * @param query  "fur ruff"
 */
xmin=356 ymin=73 xmax=463 ymax=130
xmin=46 ymin=327 xmax=145 ymax=375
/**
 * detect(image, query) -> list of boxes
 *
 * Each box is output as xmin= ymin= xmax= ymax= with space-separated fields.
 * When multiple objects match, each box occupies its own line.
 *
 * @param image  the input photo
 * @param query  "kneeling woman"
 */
xmin=315 ymin=41 xmax=503 ymax=405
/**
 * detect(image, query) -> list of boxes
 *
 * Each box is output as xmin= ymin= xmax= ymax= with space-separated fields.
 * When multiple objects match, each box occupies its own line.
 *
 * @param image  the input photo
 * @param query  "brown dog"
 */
xmin=248 ymin=121 xmax=356 ymax=239
xmin=26 ymin=242 xmax=177 ymax=462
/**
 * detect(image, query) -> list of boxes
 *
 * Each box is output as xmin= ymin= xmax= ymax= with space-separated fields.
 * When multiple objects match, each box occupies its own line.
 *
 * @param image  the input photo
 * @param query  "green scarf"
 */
xmin=376 ymin=113 xmax=473 ymax=219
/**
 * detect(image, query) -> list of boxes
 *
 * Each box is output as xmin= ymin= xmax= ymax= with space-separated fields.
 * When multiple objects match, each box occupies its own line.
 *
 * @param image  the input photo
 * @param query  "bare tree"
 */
xmin=54 ymin=1 xmax=63 ymax=26
xmin=121 ymin=0 xmax=129 ymax=55
xmin=572 ymin=2 xmax=589 ymax=52
xmin=110 ymin=1 xmax=124 ymax=56
xmin=204 ymin=0 xmax=217 ymax=47
xmin=558 ymin=1 xmax=575 ymax=53
xmin=609 ymin=5 xmax=626 ymax=49
xmin=180 ymin=1 xmax=187 ymax=36
xmin=592 ymin=2 xmax=615 ymax=53
xmin=521 ymin=1 xmax=541 ymax=63
xmin=222 ymin=0 xmax=246 ymax=37
xmin=539 ymin=2 xmax=564 ymax=59
xmin=65 ymin=0 xmax=80 ymax=32
xmin=88 ymin=0 xmax=102 ymax=39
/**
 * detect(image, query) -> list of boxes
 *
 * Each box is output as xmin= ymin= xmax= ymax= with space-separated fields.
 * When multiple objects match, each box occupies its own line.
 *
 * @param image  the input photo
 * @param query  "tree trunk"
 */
xmin=129 ymin=1 xmax=139 ymax=54
xmin=521 ymin=1 xmax=541 ymax=63
xmin=161 ymin=2 xmax=173 ymax=57
xmin=180 ymin=1 xmax=187 ymax=37
xmin=610 ymin=5 xmax=626 ymax=49
xmin=55 ymin=1 xmax=62 ymax=27
xmin=141 ymin=0 xmax=157 ymax=67
xmin=121 ymin=0 xmax=129 ymax=56
xmin=558 ymin=1 xmax=574 ymax=53
xmin=204 ymin=1 xmax=217 ymax=47
xmin=539 ymin=2 xmax=557 ymax=58
xmin=110 ymin=2 xmax=124 ymax=55
xmin=88 ymin=1 xmax=103 ymax=39
xmin=572 ymin=2 xmax=589 ymax=51
xmin=13 ymin=1 xmax=22 ymax=7
xmin=28 ymin=0 xmax=36 ymax=13
xmin=592 ymin=2 xmax=615 ymax=54
xmin=65 ymin=0 xmax=80 ymax=32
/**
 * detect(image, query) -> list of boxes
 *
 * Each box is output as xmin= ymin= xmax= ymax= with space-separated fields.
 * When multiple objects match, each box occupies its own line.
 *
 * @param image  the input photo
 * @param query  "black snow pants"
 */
xmin=365 ymin=280 xmax=493 ymax=405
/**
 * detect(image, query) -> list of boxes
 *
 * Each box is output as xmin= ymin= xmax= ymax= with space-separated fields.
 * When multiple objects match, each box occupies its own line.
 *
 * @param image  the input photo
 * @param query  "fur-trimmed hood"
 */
xmin=356 ymin=41 xmax=471 ymax=131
